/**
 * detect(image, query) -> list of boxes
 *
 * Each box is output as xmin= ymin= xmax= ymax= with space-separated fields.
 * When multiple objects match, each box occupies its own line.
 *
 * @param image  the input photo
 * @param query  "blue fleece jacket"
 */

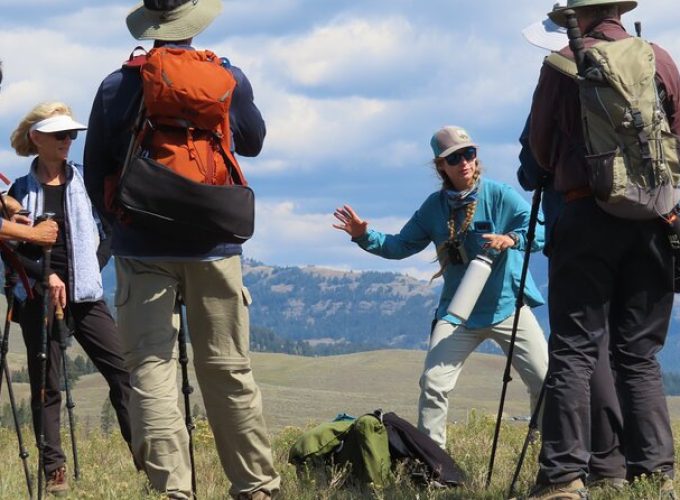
xmin=353 ymin=177 xmax=545 ymax=329
xmin=11 ymin=160 xmax=103 ymax=303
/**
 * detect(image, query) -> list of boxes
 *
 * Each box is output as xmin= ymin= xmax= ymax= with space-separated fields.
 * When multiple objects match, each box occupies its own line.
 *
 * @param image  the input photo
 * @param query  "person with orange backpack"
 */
xmin=83 ymin=1 xmax=279 ymax=499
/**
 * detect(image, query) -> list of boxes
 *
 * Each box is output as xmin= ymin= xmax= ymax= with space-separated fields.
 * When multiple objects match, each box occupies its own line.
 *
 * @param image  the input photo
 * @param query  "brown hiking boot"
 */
xmin=236 ymin=490 xmax=272 ymax=500
xmin=660 ymin=476 xmax=678 ymax=500
xmin=585 ymin=474 xmax=627 ymax=491
xmin=46 ymin=466 xmax=69 ymax=496
xmin=525 ymin=478 xmax=588 ymax=499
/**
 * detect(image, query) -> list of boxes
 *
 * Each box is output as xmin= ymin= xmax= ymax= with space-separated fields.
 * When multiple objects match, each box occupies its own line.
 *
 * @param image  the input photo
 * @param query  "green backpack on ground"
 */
xmin=545 ymin=36 xmax=680 ymax=220
xmin=289 ymin=412 xmax=392 ymax=486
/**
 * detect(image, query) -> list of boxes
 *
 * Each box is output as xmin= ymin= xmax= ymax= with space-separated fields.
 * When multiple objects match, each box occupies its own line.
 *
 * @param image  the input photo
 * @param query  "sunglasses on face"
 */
xmin=50 ymin=130 xmax=78 ymax=141
xmin=444 ymin=147 xmax=477 ymax=166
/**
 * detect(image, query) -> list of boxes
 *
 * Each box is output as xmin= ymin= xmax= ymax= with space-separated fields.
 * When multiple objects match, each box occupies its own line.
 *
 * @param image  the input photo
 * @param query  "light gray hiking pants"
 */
xmin=115 ymin=256 xmax=280 ymax=499
xmin=417 ymin=306 xmax=548 ymax=449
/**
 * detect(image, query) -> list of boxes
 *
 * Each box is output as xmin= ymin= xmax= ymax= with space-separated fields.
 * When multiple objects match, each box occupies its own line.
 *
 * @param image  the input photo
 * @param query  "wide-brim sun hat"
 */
xmin=430 ymin=126 xmax=479 ymax=159
xmin=126 ymin=0 xmax=223 ymax=41
xmin=522 ymin=18 xmax=568 ymax=52
xmin=548 ymin=0 xmax=637 ymax=28
xmin=30 ymin=115 xmax=87 ymax=134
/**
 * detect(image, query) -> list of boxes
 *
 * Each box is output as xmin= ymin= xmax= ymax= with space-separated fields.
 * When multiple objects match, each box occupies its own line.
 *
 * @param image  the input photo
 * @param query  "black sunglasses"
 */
xmin=50 ymin=130 xmax=78 ymax=141
xmin=444 ymin=147 xmax=477 ymax=166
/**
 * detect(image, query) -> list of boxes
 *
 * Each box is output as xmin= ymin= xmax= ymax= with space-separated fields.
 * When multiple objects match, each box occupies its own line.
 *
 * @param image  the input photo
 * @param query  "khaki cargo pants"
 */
xmin=115 ymin=256 xmax=280 ymax=499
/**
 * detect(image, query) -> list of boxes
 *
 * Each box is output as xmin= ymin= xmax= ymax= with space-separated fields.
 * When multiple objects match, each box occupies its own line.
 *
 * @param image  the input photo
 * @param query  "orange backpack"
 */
xmin=138 ymin=46 xmax=247 ymax=186
xmin=112 ymin=47 xmax=256 ymax=244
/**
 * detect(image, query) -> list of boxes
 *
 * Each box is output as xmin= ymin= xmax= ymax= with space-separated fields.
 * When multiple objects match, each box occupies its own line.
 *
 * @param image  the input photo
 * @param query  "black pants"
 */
xmin=20 ymin=297 xmax=132 ymax=474
xmin=538 ymin=197 xmax=674 ymax=484
xmin=588 ymin=331 xmax=625 ymax=480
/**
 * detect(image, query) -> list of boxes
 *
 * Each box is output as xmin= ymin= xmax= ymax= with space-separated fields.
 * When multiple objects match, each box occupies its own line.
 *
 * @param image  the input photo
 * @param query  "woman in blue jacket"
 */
xmin=333 ymin=125 xmax=548 ymax=449
xmin=9 ymin=102 xmax=134 ymax=495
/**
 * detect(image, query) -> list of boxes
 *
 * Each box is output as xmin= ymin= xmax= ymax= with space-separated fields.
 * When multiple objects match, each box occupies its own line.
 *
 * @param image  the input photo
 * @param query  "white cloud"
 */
xmin=0 ymin=29 xmax=126 ymax=122
xmin=246 ymin=199 xmax=438 ymax=277
xmin=50 ymin=6 xmax=129 ymax=42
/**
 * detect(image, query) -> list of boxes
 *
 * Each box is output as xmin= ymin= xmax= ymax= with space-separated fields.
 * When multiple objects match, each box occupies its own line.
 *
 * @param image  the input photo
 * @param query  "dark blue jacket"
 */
xmin=516 ymin=116 xmax=563 ymax=254
xmin=83 ymin=47 xmax=266 ymax=259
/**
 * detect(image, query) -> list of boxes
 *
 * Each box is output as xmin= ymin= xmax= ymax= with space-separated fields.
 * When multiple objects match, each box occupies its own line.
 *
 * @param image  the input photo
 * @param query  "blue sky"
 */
xmin=1 ymin=0 xmax=679 ymax=282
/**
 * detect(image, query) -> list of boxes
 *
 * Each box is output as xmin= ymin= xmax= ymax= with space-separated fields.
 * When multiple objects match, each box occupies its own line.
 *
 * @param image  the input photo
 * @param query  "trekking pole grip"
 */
xmin=55 ymin=303 xmax=64 ymax=321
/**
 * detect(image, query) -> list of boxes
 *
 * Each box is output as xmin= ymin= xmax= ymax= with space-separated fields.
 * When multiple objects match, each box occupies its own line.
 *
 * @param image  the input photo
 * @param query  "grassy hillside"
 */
xmin=3 ymin=324 xmax=542 ymax=432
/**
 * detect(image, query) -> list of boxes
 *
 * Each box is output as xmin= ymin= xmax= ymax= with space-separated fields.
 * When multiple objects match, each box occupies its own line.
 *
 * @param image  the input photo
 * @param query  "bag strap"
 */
xmin=118 ymin=92 xmax=146 ymax=183
xmin=544 ymin=53 xmax=578 ymax=79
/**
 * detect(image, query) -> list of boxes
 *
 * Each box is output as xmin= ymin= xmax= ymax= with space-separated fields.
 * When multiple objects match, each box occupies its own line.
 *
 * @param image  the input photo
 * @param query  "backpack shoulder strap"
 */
xmin=544 ymin=52 xmax=578 ymax=79
xmin=122 ymin=46 xmax=148 ymax=69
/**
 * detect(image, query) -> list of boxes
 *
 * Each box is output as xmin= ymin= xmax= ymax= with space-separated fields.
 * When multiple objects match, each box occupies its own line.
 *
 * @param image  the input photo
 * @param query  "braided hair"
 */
xmin=431 ymin=159 xmax=481 ymax=281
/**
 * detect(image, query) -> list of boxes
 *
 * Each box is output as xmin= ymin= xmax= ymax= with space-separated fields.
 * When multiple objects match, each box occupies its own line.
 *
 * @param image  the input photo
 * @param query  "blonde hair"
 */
xmin=431 ymin=158 xmax=482 ymax=281
xmin=10 ymin=102 xmax=74 ymax=157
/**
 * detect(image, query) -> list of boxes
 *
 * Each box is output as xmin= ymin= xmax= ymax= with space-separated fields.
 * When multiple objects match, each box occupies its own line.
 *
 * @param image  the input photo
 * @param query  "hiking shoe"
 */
xmin=660 ymin=477 xmax=678 ymax=500
xmin=46 ymin=466 xmax=69 ymax=496
xmin=525 ymin=478 xmax=588 ymax=499
xmin=585 ymin=474 xmax=627 ymax=491
xmin=236 ymin=490 xmax=272 ymax=500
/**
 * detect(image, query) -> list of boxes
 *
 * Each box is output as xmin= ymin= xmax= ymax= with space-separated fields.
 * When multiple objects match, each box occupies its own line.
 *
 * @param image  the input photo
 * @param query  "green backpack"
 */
xmin=545 ymin=37 xmax=680 ymax=219
xmin=289 ymin=412 xmax=392 ymax=486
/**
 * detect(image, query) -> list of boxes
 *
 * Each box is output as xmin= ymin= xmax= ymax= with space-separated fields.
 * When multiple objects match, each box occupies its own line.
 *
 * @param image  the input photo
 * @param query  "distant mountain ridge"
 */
xmin=242 ymin=259 xmax=440 ymax=350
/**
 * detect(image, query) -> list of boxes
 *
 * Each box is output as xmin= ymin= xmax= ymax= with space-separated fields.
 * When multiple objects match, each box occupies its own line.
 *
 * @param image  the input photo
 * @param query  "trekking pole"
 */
xmin=177 ymin=299 xmax=197 ymax=497
xmin=55 ymin=303 xmax=79 ymax=481
xmin=36 ymin=212 xmax=55 ymax=500
xmin=485 ymin=186 xmax=543 ymax=489
xmin=0 ymin=275 xmax=34 ymax=497
xmin=508 ymin=381 xmax=547 ymax=497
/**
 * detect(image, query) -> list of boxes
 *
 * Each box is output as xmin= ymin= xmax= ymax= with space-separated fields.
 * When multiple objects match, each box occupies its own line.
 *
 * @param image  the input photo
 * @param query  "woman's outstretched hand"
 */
xmin=333 ymin=204 xmax=368 ymax=239
xmin=482 ymin=233 xmax=515 ymax=252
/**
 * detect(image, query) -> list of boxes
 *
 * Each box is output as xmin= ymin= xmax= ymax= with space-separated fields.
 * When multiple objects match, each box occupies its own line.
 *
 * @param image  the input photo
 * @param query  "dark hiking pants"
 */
xmin=589 ymin=331 xmax=625 ymax=480
xmin=20 ymin=297 xmax=132 ymax=474
xmin=537 ymin=197 xmax=674 ymax=485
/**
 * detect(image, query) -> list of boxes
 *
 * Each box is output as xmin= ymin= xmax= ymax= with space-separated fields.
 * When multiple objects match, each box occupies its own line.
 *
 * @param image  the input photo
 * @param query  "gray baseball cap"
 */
xmin=430 ymin=126 xmax=478 ymax=158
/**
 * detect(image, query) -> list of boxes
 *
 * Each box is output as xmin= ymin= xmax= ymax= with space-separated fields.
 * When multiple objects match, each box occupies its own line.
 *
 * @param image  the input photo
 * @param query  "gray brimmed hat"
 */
xmin=430 ymin=126 xmax=478 ymax=158
xmin=548 ymin=0 xmax=637 ymax=28
xmin=126 ymin=0 xmax=223 ymax=41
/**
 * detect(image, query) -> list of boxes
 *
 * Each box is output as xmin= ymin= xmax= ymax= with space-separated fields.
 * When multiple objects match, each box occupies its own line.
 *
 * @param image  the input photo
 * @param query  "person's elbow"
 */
xmin=235 ymin=138 xmax=264 ymax=157
xmin=233 ymin=125 xmax=266 ymax=157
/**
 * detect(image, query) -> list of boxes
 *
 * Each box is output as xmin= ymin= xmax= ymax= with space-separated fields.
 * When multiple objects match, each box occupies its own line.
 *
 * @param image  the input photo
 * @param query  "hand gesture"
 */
xmin=30 ymin=220 xmax=58 ymax=246
xmin=2 ymin=195 xmax=23 ymax=217
xmin=333 ymin=204 xmax=368 ymax=239
xmin=11 ymin=213 xmax=31 ymax=225
xmin=481 ymin=233 xmax=515 ymax=252
xmin=48 ymin=273 xmax=67 ymax=309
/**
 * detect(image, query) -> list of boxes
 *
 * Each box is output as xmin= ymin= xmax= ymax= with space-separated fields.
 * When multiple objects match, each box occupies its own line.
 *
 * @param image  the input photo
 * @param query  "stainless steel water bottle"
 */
xmin=446 ymin=254 xmax=493 ymax=321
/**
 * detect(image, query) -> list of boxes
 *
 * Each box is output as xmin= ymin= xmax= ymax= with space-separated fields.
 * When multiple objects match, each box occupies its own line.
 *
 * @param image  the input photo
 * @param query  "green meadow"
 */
xmin=1 ymin=333 xmax=680 ymax=498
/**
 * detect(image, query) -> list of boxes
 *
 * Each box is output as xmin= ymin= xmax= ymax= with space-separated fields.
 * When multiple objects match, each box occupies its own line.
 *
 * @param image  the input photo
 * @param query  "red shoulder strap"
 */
xmin=123 ymin=46 xmax=148 ymax=69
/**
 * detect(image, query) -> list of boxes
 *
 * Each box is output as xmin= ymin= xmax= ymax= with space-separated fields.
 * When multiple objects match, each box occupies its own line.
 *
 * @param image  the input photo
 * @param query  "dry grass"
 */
xmin=0 ymin=416 xmax=678 ymax=499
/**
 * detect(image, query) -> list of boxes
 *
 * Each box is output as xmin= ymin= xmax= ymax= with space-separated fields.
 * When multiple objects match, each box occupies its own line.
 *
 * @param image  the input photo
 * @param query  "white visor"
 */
xmin=30 ymin=114 xmax=87 ymax=134
xmin=522 ymin=19 xmax=568 ymax=52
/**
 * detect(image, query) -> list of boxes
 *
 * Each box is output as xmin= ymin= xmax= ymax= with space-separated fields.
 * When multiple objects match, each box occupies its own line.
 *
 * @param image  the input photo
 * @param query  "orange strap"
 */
xmin=565 ymin=186 xmax=592 ymax=203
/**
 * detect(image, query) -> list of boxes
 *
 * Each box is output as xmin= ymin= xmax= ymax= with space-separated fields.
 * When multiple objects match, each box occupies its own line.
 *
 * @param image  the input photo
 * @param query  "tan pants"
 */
xmin=417 ymin=306 xmax=548 ymax=449
xmin=115 ymin=256 xmax=280 ymax=499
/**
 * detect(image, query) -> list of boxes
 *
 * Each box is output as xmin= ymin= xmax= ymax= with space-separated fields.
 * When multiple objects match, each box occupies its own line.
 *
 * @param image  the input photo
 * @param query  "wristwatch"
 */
xmin=507 ymin=232 xmax=520 ymax=249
